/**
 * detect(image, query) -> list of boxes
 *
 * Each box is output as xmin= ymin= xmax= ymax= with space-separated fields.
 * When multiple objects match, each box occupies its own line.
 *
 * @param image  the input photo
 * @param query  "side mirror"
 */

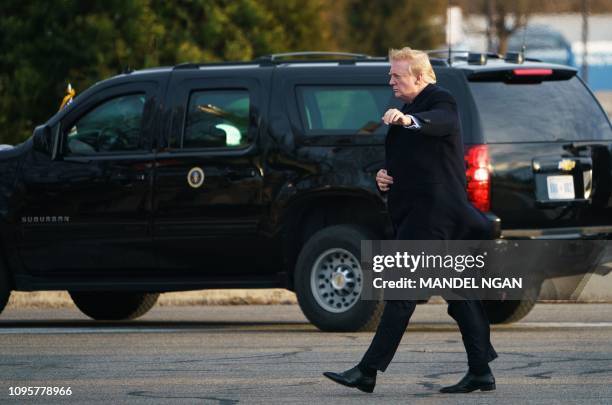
xmin=32 ymin=124 xmax=59 ymax=158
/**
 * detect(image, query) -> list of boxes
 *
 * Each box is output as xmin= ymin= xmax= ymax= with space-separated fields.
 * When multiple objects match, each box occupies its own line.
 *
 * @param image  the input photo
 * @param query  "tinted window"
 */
xmin=469 ymin=77 xmax=611 ymax=142
xmin=297 ymin=86 xmax=392 ymax=134
xmin=183 ymin=90 xmax=250 ymax=149
xmin=66 ymin=94 xmax=146 ymax=155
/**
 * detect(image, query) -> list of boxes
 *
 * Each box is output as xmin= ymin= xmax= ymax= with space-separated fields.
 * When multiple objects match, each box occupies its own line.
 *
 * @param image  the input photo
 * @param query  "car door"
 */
xmin=17 ymin=79 xmax=161 ymax=277
xmin=153 ymin=69 xmax=268 ymax=277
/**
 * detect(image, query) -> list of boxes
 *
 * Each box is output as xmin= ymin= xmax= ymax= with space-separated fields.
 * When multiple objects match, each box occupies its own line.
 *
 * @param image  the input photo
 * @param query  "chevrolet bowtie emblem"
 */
xmin=558 ymin=159 xmax=576 ymax=171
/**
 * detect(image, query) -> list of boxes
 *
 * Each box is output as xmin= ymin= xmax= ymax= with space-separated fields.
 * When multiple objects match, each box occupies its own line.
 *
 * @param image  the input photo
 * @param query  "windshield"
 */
xmin=469 ymin=76 xmax=612 ymax=143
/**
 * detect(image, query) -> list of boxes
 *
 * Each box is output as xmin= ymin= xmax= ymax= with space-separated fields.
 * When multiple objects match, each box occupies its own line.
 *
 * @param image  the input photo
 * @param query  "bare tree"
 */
xmin=459 ymin=0 xmax=612 ymax=54
xmin=457 ymin=0 xmax=543 ymax=53
xmin=486 ymin=0 xmax=531 ymax=54
xmin=581 ymin=0 xmax=590 ymax=82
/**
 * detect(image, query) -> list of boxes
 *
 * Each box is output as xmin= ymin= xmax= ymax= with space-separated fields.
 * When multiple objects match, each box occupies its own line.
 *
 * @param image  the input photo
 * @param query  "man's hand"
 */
xmin=376 ymin=169 xmax=394 ymax=191
xmin=382 ymin=108 xmax=412 ymax=126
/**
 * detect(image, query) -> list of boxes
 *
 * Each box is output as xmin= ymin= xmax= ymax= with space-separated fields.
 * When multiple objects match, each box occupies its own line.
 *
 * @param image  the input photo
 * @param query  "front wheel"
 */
xmin=294 ymin=225 xmax=384 ymax=332
xmin=483 ymin=286 xmax=539 ymax=324
xmin=69 ymin=291 xmax=159 ymax=320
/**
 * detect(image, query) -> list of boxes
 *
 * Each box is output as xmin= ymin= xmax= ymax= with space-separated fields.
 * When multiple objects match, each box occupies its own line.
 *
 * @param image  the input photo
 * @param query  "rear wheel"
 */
xmin=69 ymin=291 xmax=159 ymax=320
xmin=294 ymin=225 xmax=384 ymax=332
xmin=483 ymin=286 xmax=539 ymax=324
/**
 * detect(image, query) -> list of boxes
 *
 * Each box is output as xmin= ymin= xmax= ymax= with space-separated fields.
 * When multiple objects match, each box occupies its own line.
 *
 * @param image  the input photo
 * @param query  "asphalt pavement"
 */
xmin=0 ymin=303 xmax=610 ymax=404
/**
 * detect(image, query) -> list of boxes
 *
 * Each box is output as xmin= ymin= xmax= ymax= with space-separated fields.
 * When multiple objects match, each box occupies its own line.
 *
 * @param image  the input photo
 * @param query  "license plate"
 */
xmin=547 ymin=175 xmax=575 ymax=199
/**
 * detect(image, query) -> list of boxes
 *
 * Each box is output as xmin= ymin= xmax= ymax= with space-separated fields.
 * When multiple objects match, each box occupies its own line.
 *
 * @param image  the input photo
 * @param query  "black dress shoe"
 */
xmin=323 ymin=366 xmax=376 ymax=393
xmin=439 ymin=372 xmax=496 ymax=393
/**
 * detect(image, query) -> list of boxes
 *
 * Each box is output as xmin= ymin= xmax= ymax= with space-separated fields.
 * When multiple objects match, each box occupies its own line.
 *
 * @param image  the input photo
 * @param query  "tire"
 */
xmin=69 ymin=291 xmax=159 ymax=320
xmin=483 ymin=286 xmax=539 ymax=324
xmin=0 ymin=259 xmax=11 ymax=316
xmin=294 ymin=225 xmax=384 ymax=332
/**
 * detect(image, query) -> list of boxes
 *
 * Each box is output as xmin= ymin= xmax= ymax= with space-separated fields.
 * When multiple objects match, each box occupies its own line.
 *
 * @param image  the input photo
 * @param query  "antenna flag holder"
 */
xmin=59 ymin=83 xmax=76 ymax=111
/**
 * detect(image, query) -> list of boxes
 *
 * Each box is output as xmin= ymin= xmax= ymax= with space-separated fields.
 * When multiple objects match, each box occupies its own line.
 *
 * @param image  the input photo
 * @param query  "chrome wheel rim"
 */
xmin=310 ymin=248 xmax=363 ymax=313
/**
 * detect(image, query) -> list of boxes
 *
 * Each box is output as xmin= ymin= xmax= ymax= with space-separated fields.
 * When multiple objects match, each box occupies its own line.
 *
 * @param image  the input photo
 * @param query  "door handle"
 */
xmin=110 ymin=172 xmax=146 ymax=184
xmin=64 ymin=156 xmax=93 ymax=164
xmin=223 ymin=169 xmax=258 ymax=179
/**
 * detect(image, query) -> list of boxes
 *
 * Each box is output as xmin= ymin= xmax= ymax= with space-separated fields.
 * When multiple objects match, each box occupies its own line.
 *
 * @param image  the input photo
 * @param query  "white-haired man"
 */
xmin=324 ymin=47 xmax=497 ymax=394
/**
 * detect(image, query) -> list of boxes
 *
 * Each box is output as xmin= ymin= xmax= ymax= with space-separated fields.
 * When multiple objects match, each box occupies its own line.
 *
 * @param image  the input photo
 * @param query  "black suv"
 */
xmin=1 ymin=52 xmax=611 ymax=331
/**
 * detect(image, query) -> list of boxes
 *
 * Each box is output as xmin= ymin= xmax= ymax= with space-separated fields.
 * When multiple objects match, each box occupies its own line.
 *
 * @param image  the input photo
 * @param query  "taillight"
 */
xmin=464 ymin=144 xmax=490 ymax=212
xmin=512 ymin=68 xmax=553 ymax=76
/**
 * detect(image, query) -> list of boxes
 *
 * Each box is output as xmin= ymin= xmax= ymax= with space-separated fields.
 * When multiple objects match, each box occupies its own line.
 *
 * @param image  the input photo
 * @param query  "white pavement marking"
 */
xmin=0 ymin=322 xmax=611 ymax=334
xmin=0 ymin=327 xmax=186 ymax=334
xmin=511 ymin=322 xmax=612 ymax=328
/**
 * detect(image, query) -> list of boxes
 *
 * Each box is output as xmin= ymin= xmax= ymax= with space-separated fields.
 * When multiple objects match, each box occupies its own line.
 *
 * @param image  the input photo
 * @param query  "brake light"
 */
xmin=464 ymin=144 xmax=490 ymax=212
xmin=513 ymin=69 xmax=553 ymax=76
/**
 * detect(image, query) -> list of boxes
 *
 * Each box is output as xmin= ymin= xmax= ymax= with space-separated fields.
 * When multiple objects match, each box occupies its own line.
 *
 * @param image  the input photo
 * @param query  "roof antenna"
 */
xmin=447 ymin=0 xmax=453 ymax=66
xmin=520 ymin=21 xmax=528 ymax=59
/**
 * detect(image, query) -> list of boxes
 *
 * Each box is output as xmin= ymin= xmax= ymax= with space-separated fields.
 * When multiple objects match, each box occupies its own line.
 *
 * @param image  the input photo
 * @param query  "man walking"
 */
xmin=323 ymin=47 xmax=497 ymax=394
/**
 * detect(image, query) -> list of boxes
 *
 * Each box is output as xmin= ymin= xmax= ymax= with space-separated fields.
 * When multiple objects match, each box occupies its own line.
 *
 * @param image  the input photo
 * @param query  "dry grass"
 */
xmin=6 ymin=285 xmax=610 ymax=309
xmin=6 ymin=289 xmax=298 ymax=309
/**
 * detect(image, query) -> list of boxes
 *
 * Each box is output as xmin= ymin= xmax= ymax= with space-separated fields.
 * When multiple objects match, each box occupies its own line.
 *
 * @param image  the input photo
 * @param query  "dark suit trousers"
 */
xmin=360 ymin=188 xmax=498 ymax=372
xmin=360 ymin=300 xmax=497 ymax=372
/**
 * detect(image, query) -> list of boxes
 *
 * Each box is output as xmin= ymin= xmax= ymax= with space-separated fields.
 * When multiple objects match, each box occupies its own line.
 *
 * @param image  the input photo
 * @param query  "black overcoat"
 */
xmin=361 ymin=84 xmax=499 ymax=374
xmin=384 ymin=83 xmax=490 ymax=240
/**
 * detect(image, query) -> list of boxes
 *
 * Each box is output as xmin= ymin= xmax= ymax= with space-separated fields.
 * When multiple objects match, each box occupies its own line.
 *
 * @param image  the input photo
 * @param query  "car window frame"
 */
xmin=295 ymin=84 xmax=395 ymax=136
xmin=467 ymin=74 xmax=612 ymax=144
xmin=58 ymin=81 xmax=159 ymax=158
xmin=286 ymin=75 xmax=394 ymax=146
xmin=181 ymin=88 xmax=252 ymax=150
xmin=286 ymin=70 xmax=479 ymax=146
xmin=163 ymin=74 xmax=262 ymax=156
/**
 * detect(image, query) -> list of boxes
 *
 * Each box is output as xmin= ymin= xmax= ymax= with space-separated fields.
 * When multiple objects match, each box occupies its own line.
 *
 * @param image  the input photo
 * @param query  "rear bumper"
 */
xmin=485 ymin=212 xmax=502 ymax=239
xmin=501 ymin=225 xmax=612 ymax=240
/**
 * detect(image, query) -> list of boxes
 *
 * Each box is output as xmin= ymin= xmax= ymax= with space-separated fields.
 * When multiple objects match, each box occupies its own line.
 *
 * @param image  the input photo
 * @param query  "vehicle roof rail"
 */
xmin=173 ymin=61 xmax=266 ymax=70
xmin=256 ymin=51 xmax=377 ymax=62
xmin=254 ymin=52 xmax=389 ymax=65
xmin=173 ymin=62 xmax=201 ymax=70
xmin=426 ymin=49 xmax=503 ymax=60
